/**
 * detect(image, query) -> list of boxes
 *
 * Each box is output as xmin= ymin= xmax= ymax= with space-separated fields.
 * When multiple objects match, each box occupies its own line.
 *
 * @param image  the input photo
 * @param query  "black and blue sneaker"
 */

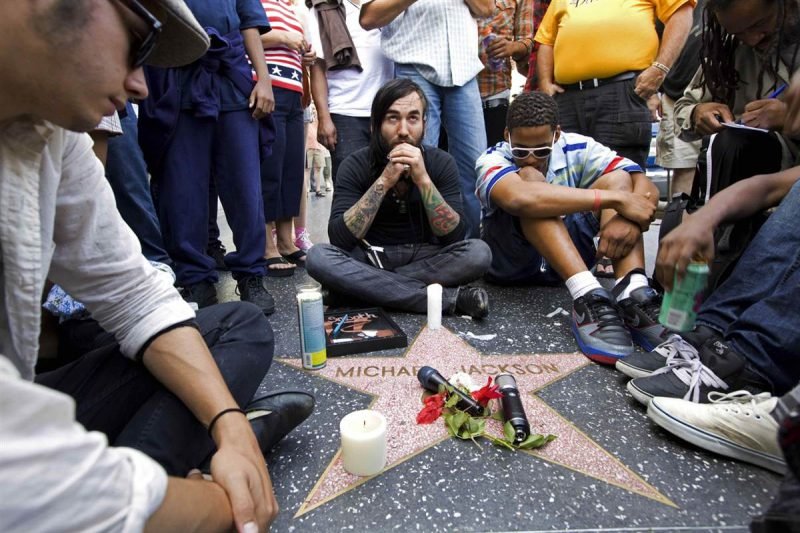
xmin=571 ymin=287 xmax=633 ymax=364
xmin=612 ymin=269 xmax=670 ymax=352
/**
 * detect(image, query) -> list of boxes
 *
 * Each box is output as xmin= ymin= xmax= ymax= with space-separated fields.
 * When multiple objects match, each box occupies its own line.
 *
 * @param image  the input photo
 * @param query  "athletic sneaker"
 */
xmin=616 ymin=326 xmax=723 ymax=379
xmin=294 ymin=228 xmax=314 ymax=252
xmin=627 ymin=338 xmax=772 ymax=405
xmin=180 ymin=280 xmax=218 ymax=309
xmin=454 ymin=286 xmax=490 ymax=319
xmin=237 ymin=275 xmax=276 ymax=315
xmin=648 ymin=391 xmax=786 ymax=474
xmin=616 ymin=334 xmax=695 ymax=379
xmin=571 ymin=287 xmax=633 ymax=364
xmin=616 ymin=285 xmax=670 ymax=351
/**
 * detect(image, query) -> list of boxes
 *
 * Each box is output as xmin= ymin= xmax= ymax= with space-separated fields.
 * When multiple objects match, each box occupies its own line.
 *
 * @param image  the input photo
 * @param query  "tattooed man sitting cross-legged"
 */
xmin=306 ymin=79 xmax=493 ymax=318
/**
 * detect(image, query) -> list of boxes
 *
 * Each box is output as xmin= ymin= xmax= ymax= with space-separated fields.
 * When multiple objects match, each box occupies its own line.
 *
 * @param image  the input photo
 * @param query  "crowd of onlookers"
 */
xmin=1 ymin=0 xmax=800 ymax=531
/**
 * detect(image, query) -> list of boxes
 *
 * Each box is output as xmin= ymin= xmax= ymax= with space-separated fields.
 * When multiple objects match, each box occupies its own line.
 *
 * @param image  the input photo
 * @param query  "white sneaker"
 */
xmin=647 ymin=391 xmax=786 ymax=474
xmin=294 ymin=229 xmax=314 ymax=252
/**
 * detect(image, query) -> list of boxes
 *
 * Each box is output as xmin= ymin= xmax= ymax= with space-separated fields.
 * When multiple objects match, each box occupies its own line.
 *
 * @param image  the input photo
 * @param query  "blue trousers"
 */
xmin=105 ymin=101 xmax=171 ymax=265
xmin=395 ymin=64 xmax=487 ymax=240
xmin=261 ymin=87 xmax=305 ymax=222
xmin=36 ymin=302 xmax=274 ymax=475
xmin=698 ymin=179 xmax=800 ymax=393
xmin=153 ymin=109 xmax=267 ymax=285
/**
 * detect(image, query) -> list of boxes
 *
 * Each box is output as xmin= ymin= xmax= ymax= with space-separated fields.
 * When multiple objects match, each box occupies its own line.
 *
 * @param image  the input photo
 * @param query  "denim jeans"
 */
xmin=697 ymin=179 xmax=800 ymax=393
xmin=395 ymin=64 xmax=487 ymax=239
xmin=330 ymin=114 xmax=371 ymax=185
xmin=36 ymin=302 xmax=274 ymax=475
xmin=105 ymin=101 xmax=171 ymax=265
xmin=306 ymin=240 xmax=492 ymax=313
xmin=482 ymin=210 xmax=600 ymax=285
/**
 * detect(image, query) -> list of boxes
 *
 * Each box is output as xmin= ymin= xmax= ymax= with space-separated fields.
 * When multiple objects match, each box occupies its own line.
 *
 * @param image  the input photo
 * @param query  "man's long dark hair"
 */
xmin=368 ymin=78 xmax=428 ymax=178
xmin=700 ymin=0 xmax=800 ymax=106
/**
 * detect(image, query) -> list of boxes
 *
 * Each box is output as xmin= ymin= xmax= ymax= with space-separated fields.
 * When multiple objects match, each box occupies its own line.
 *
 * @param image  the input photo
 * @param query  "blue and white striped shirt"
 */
xmin=475 ymin=132 xmax=643 ymax=216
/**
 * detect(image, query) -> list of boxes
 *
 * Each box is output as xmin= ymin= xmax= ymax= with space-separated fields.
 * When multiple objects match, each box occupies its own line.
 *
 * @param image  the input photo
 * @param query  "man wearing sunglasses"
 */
xmin=0 ymin=1 xmax=289 ymax=531
xmin=476 ymin=92 xmax=663 ymax=364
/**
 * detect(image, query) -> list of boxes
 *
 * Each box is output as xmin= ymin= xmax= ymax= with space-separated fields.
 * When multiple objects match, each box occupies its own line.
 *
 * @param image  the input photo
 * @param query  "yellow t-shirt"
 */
xmin=535 ymin=0 xmax=694 ymax=84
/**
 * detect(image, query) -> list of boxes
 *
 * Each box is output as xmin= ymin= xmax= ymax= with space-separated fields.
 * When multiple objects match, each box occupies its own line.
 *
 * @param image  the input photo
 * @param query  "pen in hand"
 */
xmin=332 ymin=313 xmax=349 ymax=339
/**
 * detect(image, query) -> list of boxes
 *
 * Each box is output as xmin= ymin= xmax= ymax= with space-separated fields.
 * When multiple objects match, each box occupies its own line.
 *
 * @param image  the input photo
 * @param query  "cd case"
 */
xmin=324 ymin=307 xmax=408 ymax=356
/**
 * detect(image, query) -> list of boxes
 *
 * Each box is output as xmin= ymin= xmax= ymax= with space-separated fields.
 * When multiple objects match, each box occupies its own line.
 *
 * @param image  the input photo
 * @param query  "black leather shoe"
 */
xmin=237 ymin=275 xmax=276 ymax=315
xmin=246 ymin=390 xmax=316 ymax=455
xmin=180 ymin=281 xmax=218 ymax=309
xmin=454 ymin=286 xmax=489 ymax=319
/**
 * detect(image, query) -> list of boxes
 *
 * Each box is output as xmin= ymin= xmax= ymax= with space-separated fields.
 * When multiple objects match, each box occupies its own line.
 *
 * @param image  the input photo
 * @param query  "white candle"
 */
xmin=339 ymin=410 xmax=387 ymax=476
xmin=427 ymin=283 xmax=442 ymax=330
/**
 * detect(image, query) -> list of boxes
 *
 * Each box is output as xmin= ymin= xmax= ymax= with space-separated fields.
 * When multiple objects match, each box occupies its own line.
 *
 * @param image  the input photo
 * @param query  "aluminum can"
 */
xmin=658 ymin=261 xmax=710 ymax=331
xmin=482 ymin=34 xmax=505 ymax=72
xmin=297 ymin=283 xmax=327 ymax=370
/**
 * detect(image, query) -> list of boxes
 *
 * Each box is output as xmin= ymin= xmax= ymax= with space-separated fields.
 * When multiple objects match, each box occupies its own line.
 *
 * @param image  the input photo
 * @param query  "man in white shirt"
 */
xmin=0 ymin=1 xmax=302 ymax=531
xmin=360 ymin=0 xmax=493 ymax=239
xmin=308 ymin=0 xmax=393 ymax=184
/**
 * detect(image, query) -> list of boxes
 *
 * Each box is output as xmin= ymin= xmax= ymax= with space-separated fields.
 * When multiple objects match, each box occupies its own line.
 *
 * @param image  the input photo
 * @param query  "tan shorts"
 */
xmin=656 ymin=95 xmax=701 ymax=169
xmin=306 ymin=148 xmax=324 ymax=169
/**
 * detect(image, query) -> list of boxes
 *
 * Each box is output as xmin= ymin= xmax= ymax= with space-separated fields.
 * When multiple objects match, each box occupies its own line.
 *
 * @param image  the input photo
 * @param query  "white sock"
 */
xmin=615 ymin=273 xmax=649 ymax=300
xmin=565 ymin=271 xmax=602 ymax=300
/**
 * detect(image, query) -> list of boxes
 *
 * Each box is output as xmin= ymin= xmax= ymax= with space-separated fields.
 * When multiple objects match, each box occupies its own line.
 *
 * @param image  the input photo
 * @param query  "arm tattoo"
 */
xmin=344 ymin=179 xmax=387 ymax=239
xmin=421 ymin=183 xmax=460 ymax=236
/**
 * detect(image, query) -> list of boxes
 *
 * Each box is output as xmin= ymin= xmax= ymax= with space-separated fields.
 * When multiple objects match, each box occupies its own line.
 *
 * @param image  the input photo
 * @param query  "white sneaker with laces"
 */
xmin=294 ymin=228 xmax=314 ymax=252
xmin=647 ymin=391 xmax=786 ymax=474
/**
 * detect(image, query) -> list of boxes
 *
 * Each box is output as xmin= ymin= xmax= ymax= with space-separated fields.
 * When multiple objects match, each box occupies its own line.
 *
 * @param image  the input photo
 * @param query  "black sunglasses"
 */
xmin=114 ymin=0 xmax=163 ymax=68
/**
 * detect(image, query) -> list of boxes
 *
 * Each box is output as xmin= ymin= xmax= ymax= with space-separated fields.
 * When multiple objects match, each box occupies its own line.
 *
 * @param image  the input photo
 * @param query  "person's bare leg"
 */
xmin=275 ymin=218 xmax=303 ymax=260
xmin=670 ymin=167 xmax=695 ymax=196
xmin=264 ymin=221 xmax=294 ymax=272
xmin=519 ymin=217 xmax=589 ymax=279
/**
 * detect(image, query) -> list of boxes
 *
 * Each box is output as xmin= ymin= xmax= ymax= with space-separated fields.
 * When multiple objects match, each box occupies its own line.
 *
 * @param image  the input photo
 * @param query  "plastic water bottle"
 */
xmin=482 ymin=34 xmax=505 ymax=73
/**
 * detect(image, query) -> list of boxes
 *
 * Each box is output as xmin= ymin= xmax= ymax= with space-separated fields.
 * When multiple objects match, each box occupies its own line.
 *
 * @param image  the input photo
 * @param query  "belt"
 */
xmin=561 ymin=71 xmax=638 ymax=91
xmin=482 ymin=98 xmax=509 ymax=110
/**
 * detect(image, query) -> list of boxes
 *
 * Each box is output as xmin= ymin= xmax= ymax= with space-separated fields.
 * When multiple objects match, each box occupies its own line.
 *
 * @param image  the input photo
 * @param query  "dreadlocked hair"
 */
xmin=506 ymin=92 xmax=559 ymax=132
xmin=701 ymin=0 xmax=800 ymax=107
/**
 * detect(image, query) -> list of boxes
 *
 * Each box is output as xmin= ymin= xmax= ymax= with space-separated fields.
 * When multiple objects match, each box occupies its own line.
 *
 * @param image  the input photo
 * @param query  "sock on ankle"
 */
xmin=565 ymin=271 xmax=602 ymax=300
xmin=615 ymin=272 xmax=649 ymax=300
xmin=294 ymin=226 xmax=306 ymax=238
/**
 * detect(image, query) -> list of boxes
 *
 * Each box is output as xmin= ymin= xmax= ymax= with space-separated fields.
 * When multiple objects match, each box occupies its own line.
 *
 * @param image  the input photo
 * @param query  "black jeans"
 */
xmin=555 ymin=77 xmax=651 ymax=169
xmin=36 ymin=302 xmax=274 ymax=475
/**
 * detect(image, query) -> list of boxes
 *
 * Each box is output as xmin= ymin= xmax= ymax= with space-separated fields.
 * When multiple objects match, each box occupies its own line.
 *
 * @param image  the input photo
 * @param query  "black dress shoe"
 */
xmin=245 ymin=390 xmax=316 ymax=455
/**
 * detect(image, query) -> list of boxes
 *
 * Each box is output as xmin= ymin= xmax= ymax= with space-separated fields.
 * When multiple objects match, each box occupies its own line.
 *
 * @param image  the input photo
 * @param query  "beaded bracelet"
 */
xmin=651 ymin=61 xmax=671 ymax=75
xmin=207 ymin=407 xmax=246 ymax=438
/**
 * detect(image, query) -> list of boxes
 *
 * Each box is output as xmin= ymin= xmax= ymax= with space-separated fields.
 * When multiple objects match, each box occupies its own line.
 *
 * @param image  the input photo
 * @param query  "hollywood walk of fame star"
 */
xmin=271 ymin=65 xmax=283 ymax=76
xmin=282 ymin=325 xmax=675 ymax=517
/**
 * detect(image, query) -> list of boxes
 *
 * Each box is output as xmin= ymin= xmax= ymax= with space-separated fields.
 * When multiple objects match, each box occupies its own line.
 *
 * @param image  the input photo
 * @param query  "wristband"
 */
xmin=593 ymin=189 xmax=602 ymax=212
xmin=207 ymin=407 xmax=246 ymax=438
xmin=651 ymin=61 xmax=670 ymax=75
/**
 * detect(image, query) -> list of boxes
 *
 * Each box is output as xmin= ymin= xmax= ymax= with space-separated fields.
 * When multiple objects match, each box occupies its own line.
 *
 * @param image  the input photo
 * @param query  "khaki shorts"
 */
xmin=656 ymin=95 xmax=701 ymax=169
xmin=306 ymin=148 xmax=324 ymax=169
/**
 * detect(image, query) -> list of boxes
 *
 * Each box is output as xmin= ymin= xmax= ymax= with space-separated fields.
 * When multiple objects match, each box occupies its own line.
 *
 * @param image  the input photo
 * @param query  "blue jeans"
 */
xmin=330 ymin=114 xmax=371 ymax=185
xmin=306 ymin=240 xmax=492 ymax=313
xmin=36 ymin=302 xmax=274 ymax=475
xmin=697 ymin=179 xmax=800 ymax=393
xmin=105 ymin=101 xmax=171 ymax=265
xmin=395 ymin=64 xmax=487 ymax=239
xmin=482 ymin=210 xmax=599 ymax=285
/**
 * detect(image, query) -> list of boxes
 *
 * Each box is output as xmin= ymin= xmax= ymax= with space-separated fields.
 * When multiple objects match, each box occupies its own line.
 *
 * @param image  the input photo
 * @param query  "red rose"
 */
xmin=471 ymin=376 xmax=503 ymax=407
xmin=416 ymin=392 xmax=445 ymax=424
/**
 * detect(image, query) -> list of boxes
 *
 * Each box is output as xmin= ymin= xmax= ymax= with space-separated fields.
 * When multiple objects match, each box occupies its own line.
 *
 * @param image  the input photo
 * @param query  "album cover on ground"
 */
xmin=324 ymin=307 xmax=408 ymax=356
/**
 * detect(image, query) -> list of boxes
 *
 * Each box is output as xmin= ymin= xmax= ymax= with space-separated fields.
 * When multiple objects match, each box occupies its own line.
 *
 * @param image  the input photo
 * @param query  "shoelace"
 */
xmin=587 ymin=296 xmax=628 ymax=332
xmin=653 ymin=335 xmax=698 ymax=364
xmin=708 ymin=390 xmax=773 ymax=408
xmin=651 ymin=343 xmax=729 ymax=402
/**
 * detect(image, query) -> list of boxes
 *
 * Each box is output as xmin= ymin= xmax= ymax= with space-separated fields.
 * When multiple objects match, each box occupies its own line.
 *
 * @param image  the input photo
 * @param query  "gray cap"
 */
xmin=146 ymin=0 xmax=210 ymax=67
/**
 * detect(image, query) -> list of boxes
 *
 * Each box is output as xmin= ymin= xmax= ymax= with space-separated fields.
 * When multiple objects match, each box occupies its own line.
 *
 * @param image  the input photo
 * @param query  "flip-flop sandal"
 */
xmin=593 ymin=257 xmax=615 ymax=278
xmin=281 ymin=249 xmax=307 ymax=265
xmin=265 ymin=256 xmax=295 ymax=277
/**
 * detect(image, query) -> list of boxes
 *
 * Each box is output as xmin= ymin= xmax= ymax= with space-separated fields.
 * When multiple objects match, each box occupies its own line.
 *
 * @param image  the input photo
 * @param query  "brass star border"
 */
xmin=280 ymin=325 xmax=675 ymax=517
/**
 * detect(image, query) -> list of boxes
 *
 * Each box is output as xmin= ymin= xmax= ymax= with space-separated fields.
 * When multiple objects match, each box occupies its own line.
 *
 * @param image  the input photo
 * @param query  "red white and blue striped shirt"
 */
xmin=260 ymin=0 xmax=304 ymax=93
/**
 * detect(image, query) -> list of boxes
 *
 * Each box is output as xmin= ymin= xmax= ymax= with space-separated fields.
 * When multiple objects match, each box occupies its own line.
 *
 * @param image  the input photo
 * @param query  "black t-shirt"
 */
xmin=661 ymin=0 xmax=707 ymax=101
xmin=327 ymin=146 xmax=467 ymax=251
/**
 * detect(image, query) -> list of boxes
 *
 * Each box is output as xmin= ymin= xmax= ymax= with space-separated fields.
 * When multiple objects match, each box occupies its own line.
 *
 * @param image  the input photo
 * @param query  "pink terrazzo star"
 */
xmin=283 ymin=325 xmax=674 ymax=517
